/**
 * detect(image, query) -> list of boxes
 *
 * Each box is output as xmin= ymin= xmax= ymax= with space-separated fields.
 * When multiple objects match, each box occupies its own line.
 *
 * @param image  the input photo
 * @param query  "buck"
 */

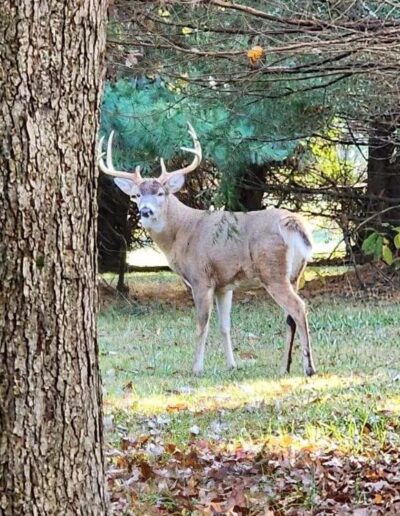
xmin=98 ymin=123 xmax=316 ymax=377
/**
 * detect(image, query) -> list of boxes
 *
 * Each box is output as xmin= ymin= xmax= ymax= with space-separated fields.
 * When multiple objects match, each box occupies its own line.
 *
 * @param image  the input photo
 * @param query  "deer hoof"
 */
xmin=305 ymin=365 xmax=316 ymax=377
xmin=192 ymin=365 xmax=204 ymax=376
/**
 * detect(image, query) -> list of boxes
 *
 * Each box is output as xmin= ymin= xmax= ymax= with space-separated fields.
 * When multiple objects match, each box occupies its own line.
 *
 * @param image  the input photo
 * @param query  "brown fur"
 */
xmin=139 ymin=181 xmax=163 ymax=195
xmin=99 ymin=126 xmax=315 ymax=375
xmin=146 ymin=194 xmax=316 ymax=377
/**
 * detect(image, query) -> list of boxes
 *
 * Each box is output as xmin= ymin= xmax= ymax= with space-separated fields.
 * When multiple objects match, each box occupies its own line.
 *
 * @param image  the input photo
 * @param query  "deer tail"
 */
xmin=279 ymin=215 xmax=313 ymax=282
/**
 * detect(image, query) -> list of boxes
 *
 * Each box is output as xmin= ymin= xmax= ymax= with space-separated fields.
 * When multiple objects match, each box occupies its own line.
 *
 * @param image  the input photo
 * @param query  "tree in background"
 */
xmin=0 ymin=1 xmax=108 ymax=513
xmin=99 ymin=77 xmax=318 ymax=208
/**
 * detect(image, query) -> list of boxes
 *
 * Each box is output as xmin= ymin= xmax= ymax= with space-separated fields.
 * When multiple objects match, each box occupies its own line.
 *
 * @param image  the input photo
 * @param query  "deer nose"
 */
xmin=140 ymin=207 xmax=154 ymax=218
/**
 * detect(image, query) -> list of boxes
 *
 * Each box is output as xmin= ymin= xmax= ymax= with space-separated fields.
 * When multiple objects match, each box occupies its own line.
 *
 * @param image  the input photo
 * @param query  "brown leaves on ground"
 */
xmin=302 ymin=263 xmax=400 ymax=302
xmin=100 ymin=263 xmax=400 ymax=312
xmin=106 ymin=436 xmax=400 ymax=515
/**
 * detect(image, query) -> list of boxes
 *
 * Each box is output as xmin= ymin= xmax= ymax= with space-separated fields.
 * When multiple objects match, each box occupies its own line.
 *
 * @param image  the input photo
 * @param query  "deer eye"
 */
xmin=157 ymin=192 xmax=164 ymax=197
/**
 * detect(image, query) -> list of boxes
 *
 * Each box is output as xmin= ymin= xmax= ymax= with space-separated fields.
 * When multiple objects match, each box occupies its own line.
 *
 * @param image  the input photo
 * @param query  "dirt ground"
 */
xmin=99 ymin=263 xmax=400 ymax=309
xmin=301 ymin=262 xmax=400 ymax=302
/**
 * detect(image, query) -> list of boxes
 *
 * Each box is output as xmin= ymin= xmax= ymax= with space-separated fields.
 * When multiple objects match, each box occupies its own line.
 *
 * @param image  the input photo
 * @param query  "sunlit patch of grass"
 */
xmin=104 ymin=373 xmax=364 ymax=415
xmin=102 ymin=270 xmax=178 ymax=288
xmin=99 ymin=272 xmax=400 ymax=453
xmin=379 ymin=396 xmax=400 ymax=415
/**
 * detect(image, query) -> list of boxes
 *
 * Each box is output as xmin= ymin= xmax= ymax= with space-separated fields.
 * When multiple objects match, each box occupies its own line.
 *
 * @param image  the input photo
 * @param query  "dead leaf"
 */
xmin=239 ymin=350 xmax=258 ymax=359
xmin=167 ymin=402 xmax=188 ymax=412
xmin=373 ymin=493 xmax=384 ymax=504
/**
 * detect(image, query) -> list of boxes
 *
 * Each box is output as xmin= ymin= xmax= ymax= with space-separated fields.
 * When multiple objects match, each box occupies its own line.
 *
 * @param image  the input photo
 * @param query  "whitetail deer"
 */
xmin=98 ymin=123 xmax=316 ymax=376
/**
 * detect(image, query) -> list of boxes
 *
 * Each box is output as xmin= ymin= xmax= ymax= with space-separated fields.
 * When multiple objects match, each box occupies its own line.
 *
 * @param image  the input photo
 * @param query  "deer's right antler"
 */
xmin=157 ymin=122 xmax=202 ymax=184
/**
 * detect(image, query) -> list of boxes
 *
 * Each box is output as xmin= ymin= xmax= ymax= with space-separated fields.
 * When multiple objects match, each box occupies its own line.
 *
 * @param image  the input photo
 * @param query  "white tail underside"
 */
xmin=279 ymin=222 xmax=313 ymax=282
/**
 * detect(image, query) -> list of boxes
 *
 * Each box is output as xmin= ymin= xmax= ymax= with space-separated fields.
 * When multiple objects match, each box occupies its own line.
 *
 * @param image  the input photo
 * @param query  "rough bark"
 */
xmin=0 ymin=1 xmax=108 ymax=514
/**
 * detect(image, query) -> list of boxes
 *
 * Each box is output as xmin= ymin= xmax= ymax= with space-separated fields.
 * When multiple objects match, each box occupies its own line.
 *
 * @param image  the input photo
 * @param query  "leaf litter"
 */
xmin=106 ymin=431 xmax=400 ymax=515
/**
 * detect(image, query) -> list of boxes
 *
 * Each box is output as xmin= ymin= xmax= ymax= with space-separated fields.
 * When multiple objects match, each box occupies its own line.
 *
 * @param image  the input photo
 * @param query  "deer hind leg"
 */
xmin=215 ymin=289 xmax=236 ymax=370
xmin=282 ymin=260 xmax=307 ymax=374
xmin=282 ymin=313 xmax=296 ymax=374
xmin=265 ymin=280 xmax=316 ymax=377
xmin=191 ymin=286 xmax=214 ymax=375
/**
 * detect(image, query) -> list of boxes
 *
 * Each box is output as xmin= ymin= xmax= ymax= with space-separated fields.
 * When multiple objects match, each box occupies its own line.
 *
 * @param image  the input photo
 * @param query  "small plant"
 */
xmin=361 ymin=226 xmax=400 ymax=268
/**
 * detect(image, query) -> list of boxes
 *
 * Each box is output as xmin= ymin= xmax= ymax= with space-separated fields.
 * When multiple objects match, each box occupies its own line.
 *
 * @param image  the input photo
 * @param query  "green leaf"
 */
xmin=382 ymin=245 xmax=394 ymax=265
xmin=394 ymin=233 xmax=400 ymax=249
xmin=392 ymin=257 xmax=400 ymax=270
xmin=361 ymin=233 xmax=379 ymax=255
xmin=373 ymin=235 xmax=383 ymax=260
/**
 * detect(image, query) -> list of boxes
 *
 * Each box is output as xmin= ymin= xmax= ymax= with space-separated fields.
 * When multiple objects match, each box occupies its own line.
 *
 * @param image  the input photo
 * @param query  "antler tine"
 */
xmin=157 ymin=122 xmax=202 ymax=183
xmin=97 ymin=136 xmax=108 ymax=174
xmin=106 ymin=131 xmax=116 ymax=171
xmin=97 ymin=131 xmax=143 ymax=182
xmin=158 ymin=157 xmax=168 ymax=182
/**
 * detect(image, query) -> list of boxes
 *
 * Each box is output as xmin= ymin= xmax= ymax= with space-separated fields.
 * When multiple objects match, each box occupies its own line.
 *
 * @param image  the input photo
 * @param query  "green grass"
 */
xmin=99 ymin=272 xmax=400 ymax=452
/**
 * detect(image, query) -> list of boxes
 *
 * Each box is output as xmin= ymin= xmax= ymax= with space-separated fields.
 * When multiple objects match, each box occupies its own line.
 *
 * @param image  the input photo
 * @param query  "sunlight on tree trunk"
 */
xmin=0 ymin=1 xmax=109 ymax=513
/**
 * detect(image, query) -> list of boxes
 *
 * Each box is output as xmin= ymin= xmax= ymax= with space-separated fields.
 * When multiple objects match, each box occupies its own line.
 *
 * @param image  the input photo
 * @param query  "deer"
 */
xmin=98 ymin=123 xmax=316 ymax=377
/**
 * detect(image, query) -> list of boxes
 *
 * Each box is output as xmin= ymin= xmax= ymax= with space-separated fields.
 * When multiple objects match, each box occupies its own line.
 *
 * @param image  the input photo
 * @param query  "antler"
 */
xmin=157 ymin=122 xmax=202 ymax=184
xmin=98 ymin=131 xmax=143 ymax=183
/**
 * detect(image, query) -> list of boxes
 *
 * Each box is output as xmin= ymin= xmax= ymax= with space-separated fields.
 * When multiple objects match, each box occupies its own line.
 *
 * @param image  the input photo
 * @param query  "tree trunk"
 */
xmin=366 ymin=119 xmax=400 ymax=226
xmin=232 ymin=164 xmax=267 ymax=211
xmin=0 ymin=1 xmax=108 ymax=514
xmin=98 ymin=175 xmax=132 ymax=292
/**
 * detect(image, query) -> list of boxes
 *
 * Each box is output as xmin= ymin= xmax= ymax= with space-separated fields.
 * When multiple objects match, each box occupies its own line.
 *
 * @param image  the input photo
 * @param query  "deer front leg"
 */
xmin=215 ymin=289 xmax=237 ymax=370
xmin=191 ymin=286 xmax=214 ymax=375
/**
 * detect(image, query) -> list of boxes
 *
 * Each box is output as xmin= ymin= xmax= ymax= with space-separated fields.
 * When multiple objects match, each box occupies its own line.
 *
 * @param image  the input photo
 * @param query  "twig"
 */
xmin=353 ymin=204 xmax=400 ymax=233
xmin=99 ymin=276 xmax=140 ymax=307
xmin=343 ymin=230 xmax=365 ymax=289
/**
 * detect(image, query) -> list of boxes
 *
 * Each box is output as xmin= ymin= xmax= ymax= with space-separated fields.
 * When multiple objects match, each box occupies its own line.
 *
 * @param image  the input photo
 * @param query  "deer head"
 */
xmin=98 ymin=123 xmax=202 ymax=231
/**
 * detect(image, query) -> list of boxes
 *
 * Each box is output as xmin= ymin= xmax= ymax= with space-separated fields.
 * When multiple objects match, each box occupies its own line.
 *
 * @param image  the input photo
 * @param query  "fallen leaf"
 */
xmin=167 ymin=403 xmax=188 ymax=413
xmin=373 ymin=493 xmax=383 ymax=504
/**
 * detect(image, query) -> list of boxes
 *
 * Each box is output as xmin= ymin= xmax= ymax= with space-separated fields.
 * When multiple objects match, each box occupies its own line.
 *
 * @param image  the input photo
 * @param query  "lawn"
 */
xmin=99 ymin=271 xmax=400 ymax=514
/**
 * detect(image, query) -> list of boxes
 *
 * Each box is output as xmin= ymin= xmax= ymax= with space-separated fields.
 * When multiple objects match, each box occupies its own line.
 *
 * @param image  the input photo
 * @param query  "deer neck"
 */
xmin=147 ymin=195 xmax=198 ymax=256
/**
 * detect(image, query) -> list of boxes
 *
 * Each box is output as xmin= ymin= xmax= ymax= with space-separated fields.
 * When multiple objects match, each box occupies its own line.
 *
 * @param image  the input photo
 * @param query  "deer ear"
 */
xmin=114 ymin=178 xmax=139 ymax=197
xmin=165 ymin=174 xmax=185 ymax=194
